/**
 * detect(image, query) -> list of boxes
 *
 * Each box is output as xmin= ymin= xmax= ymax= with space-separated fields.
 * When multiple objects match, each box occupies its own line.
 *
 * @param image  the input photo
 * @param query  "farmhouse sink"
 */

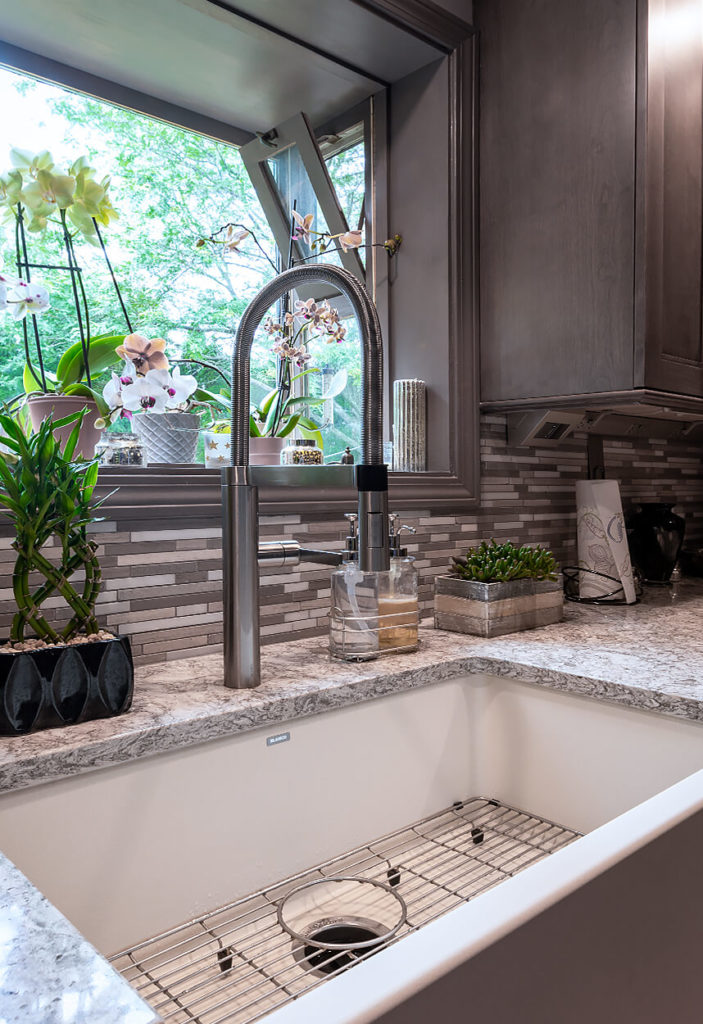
xmin=2 ymin=672 xmax=703 ymax=1022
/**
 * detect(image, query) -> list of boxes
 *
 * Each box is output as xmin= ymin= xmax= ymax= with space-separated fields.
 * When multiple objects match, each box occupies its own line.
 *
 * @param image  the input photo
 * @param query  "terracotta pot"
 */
xmin=27 ymin=394 xmax=102 ymax=459
xmin=249 ymin=436 xmax=285 ymax=466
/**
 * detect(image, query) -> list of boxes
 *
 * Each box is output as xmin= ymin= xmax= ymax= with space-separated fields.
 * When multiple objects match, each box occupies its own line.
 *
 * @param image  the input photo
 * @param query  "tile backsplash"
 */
xmin=1 ymin=414 xmax=701 ymax=664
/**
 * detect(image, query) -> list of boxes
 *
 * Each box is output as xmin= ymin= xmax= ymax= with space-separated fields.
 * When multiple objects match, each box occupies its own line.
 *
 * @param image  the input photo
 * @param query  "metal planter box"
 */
xmin=434 ymin=576 xmax=564 ymax=638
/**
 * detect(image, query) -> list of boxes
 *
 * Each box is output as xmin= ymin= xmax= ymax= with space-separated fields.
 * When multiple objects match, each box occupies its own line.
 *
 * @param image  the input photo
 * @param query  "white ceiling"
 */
xmin=0 ymin=0 xmax=442 ymax=136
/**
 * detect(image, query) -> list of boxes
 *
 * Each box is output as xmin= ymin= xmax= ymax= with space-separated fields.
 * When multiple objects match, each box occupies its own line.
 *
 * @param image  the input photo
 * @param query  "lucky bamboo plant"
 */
xmin=0 ymin=412 xmax=107 ymax=645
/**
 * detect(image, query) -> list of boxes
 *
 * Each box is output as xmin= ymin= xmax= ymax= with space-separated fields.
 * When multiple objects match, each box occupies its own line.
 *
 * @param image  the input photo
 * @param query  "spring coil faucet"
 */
xmin=222 ymin=264 xmax=390 ymax=688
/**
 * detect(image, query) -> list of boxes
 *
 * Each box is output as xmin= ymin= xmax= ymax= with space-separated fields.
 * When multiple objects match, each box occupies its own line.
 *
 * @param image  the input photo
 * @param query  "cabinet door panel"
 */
xmin=644 ymin=0 xmax=703 ymax=394
xmin=478 ymin=0 xmax=637 ymax=402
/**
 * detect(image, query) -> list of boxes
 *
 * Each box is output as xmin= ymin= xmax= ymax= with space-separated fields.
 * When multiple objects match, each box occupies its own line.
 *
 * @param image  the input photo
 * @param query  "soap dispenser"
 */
xmin=379 ymin=516 xmax=419 ymax=651
xmin=329 ymin=512 xmax=419 ymax=661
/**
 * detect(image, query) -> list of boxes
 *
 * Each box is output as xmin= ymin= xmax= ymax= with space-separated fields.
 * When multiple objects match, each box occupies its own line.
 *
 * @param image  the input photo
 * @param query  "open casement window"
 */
xmin=242 ymin=106 xmax=382 ymax=462
xmin=240 ymin=111 xmax=365 ymax=311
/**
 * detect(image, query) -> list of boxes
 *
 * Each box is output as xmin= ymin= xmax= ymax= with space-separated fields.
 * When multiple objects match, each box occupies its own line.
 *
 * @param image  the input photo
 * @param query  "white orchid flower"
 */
xmin=5 ymin=279 xmax=50 ymax=320
xmin=121 ymin=368 xmax=170 ymax=413
xmin=164 ymin=366 xmax=198 ymax=409
xmin=0 ymin=273 xmax=12 ymax=308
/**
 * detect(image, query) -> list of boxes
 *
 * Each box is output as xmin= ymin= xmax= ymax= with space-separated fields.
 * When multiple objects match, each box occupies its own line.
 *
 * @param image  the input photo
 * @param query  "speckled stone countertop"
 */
xmin=0 ymin=853 xmax=158 ymax=1024
xmin=2 ymin=579 xmax=703 ymax=795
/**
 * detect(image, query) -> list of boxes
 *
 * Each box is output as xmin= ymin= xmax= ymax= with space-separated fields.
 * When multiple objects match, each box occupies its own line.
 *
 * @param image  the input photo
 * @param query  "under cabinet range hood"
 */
xmin=494 ymin=392 xmax=703 ymax=447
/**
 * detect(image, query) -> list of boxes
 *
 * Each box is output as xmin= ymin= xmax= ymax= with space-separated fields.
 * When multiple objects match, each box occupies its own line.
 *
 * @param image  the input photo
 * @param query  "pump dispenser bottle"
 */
xmin=329 ymin=513 xmax=419 ymax=661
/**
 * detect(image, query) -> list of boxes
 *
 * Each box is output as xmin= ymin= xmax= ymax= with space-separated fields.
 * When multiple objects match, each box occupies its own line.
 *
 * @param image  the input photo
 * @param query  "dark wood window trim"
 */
xmin=0 ymin=40 xmax=254 ymax=147
xmin=98 ymin=36 xmax=479 ymax=519
xmin=348 ymin=0 xmax=473 ymax=52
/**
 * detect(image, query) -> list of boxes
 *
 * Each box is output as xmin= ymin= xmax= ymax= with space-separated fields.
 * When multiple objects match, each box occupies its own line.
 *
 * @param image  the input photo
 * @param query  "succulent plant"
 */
xmin=0 ymin=412 xmax=106 ymax=643
xmin=451 ymin=539 xmax=559 ymax=583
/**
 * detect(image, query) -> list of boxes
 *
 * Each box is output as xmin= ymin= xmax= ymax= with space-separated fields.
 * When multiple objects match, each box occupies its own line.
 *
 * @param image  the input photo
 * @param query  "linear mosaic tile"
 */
xmin=0 ymin=414 xmax=701 ymax=664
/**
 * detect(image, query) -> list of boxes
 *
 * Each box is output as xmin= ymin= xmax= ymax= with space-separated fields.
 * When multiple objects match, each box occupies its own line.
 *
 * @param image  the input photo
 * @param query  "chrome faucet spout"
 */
xmin=222 ymin=264 xmax=389 ymax=689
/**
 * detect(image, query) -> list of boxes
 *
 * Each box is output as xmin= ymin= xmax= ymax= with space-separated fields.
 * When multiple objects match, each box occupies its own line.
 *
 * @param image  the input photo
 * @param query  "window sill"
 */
xmin=96 ymin=464 xmax=479 ymax=519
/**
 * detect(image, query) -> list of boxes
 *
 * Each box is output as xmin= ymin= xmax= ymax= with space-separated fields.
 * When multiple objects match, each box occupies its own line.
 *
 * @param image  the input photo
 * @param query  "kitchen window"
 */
xmin=0 ymin=66 xmax=371 ymax=461
xmin=0 ymin=7 xmax=478 ymax=513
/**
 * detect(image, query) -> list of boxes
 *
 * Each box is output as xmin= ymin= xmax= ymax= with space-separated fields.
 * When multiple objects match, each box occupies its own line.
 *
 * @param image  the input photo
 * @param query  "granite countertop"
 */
xmin=2 ymin=580 xmax=703 ymax=795
xmin=0 ymin=853 xmax=158 ymax=1024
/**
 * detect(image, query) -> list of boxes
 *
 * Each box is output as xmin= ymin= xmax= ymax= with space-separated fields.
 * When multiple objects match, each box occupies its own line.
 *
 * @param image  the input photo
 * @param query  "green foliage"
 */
xmin=451 ymin=540 xmax=559 ymax=583
xmin=21 ymin=332 xmax=125 ymax=415
xmin=0 ymin=70 xmax=369 ymax=457
xmin=0 ymin=412 xmax=105 ymax=641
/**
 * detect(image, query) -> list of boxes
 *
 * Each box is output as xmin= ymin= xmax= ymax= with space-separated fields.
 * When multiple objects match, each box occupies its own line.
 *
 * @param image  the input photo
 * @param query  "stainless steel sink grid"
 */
xmin=111 ymin=798 xmax=580 ymax=1024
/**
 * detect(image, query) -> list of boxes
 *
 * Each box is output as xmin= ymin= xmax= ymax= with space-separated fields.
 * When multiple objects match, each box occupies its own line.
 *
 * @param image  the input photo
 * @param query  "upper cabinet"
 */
xmin=477 ymin=0 xmax=703 ymax=406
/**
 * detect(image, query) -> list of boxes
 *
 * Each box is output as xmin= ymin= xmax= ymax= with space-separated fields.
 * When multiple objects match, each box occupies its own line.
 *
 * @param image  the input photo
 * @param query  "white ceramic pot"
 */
xmin=132 ymin=412 xmax=201 ymax=464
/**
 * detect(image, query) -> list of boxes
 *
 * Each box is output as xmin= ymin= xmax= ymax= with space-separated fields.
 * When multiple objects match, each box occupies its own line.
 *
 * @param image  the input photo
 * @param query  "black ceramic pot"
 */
xmin=0 ymin=635 xmax=134 ymax=736
xmin=626 ymin=503 xmax=685 ymax=583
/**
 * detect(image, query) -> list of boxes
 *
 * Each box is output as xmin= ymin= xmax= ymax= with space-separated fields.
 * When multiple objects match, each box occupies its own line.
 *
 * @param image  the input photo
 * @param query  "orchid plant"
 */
xmin=102 ymin=334 xmax=227 ymax=423
xmin=0 ymin=147 xmax=125 ymax=405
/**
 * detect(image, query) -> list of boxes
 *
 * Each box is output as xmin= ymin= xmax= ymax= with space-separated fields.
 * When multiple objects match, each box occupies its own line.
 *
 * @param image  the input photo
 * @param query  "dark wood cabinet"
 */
xmin=477 ymin=0 xmax=703 ymax=405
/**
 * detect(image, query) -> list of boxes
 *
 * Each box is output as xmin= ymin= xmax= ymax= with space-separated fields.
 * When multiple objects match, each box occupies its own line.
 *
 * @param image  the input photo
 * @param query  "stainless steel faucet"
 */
xmin=222 ymin=264 xmax=390 ymax=689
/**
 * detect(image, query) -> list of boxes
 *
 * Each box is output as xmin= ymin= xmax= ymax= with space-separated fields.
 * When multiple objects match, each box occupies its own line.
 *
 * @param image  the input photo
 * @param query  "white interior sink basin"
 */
xmin=2 ymin=672 xmax=703 ymax=1022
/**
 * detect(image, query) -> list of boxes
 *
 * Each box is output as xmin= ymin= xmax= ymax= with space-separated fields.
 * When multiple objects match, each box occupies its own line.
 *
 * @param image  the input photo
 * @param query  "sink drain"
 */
xmin=292 ymin=916 xmax=386 ymax=977
xmin=280 ymin=875 xmax=408 ymax=979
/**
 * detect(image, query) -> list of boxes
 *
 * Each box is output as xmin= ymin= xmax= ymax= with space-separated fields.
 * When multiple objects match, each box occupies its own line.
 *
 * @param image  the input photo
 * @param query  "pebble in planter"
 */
xmin=434 ymin=540 xmax=563 ymax=638
xmin=0 ymin=412 xmax=133 ymax=735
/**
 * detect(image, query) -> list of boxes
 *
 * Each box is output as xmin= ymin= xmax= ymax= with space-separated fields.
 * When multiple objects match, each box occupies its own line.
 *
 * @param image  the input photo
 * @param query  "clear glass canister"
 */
xmin=280 ymin=438 xmax=323 ymax=465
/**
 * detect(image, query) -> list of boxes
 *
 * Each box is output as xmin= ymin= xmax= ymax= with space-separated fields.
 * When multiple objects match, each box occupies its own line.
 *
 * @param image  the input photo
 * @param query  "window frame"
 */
xmin=1 ymin=32 xmax=479 ymax=515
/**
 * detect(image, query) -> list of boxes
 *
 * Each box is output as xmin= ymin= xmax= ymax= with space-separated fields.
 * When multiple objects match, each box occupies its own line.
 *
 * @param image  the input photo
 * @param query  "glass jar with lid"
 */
xmin=280 ymin=438 xmax=323 ymax=465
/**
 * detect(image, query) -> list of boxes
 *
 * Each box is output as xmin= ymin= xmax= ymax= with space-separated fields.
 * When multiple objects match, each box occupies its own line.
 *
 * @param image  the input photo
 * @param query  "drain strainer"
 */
xmin=292 ymin=915 xmax=387 ymax=977
xmin=279 ymin=875 xmax=407 ymax=977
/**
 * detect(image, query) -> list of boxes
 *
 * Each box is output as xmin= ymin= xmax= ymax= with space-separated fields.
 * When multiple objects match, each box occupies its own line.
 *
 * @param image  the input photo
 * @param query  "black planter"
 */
xmin=626 ymin=503 xmax=685 ymax=583
xmin=0 ymin=636 xmax=134 ymax=736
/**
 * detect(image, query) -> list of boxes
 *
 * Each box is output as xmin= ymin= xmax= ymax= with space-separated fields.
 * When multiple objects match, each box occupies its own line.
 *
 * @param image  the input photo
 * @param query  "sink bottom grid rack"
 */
xmin=111 ymin=796 xmax=580 ymax=1024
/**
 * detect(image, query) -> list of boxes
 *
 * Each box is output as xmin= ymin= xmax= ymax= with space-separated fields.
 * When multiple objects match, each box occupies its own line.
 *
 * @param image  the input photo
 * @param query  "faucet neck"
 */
xmin=230 ymin=264 xmax=384 ymax=467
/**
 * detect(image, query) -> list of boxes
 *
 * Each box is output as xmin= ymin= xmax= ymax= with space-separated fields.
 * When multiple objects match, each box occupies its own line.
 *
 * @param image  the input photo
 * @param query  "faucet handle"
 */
xmin=343 ymin=513 xmax=359 ymax=562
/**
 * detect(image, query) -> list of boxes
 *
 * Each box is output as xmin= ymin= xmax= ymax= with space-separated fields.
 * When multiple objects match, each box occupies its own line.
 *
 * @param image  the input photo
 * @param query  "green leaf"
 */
xmin=62 ymin=383 xmax=110 ymax=418
xmin=249 ymin=413 xmax=262 ymax=438
xmin=320 ymin=368 xmax=348 ymax=401
xmin=277 ymin=414 xmax=300 ymax=438
xmin=296 ymin=416 xmax=323 ymax=450
xmin=56 ymin=334 xmax=125 ymax=388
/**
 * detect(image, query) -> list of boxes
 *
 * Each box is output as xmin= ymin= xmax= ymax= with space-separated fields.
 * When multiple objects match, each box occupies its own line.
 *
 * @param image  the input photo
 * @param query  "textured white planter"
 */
xmin=434 ymin=575 xmax=564 ymax=637
xmin=132 ymin=412 xmax=200 ymax=464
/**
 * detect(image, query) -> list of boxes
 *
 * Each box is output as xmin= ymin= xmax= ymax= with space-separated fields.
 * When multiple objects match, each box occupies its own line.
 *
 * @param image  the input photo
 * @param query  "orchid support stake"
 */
xmin=59 ymin=208 xmax=91 ymax=388
xmin=14 ymin=206 xmax=46 ymax=390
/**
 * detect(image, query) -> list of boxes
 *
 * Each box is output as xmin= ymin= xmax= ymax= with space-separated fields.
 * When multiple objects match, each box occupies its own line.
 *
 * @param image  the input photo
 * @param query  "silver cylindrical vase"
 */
xmin=392 ymin=379 xmax=426 ymax=472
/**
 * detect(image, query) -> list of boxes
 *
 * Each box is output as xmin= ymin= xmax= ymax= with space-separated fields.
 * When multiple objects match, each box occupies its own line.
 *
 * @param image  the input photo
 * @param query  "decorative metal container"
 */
xmin=392 ymin=379 xmax=426 ymax=472
xmin=434 ymin=576 xmax=563 ymax=638
xmin=132 ymin=411 xmax=201 ymax=464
